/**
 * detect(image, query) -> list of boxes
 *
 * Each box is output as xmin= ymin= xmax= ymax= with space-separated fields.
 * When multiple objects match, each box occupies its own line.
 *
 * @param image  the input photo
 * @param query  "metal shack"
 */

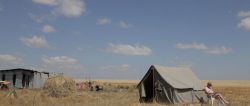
xmin=0 ymin=68 xmax=49 ymax=88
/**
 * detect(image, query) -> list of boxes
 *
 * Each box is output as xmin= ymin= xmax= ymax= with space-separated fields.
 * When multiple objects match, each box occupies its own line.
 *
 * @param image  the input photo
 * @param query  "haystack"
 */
xmin=43 ymin=75 xmax=76 ymax=97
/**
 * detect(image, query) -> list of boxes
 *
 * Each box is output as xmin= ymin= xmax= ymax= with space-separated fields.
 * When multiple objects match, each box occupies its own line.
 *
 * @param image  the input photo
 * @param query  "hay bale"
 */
xmin=43 ymin=75 xmax=76 ymax=97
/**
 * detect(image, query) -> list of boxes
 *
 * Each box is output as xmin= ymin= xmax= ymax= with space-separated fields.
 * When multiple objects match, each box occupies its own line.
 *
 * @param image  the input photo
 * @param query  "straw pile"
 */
xmin=43 ymin=75 xmax=76 ymax=97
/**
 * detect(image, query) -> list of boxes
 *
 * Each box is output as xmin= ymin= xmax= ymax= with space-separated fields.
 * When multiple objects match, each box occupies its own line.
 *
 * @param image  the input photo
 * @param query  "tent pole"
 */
xmin=152 ymin=67 xmax=155 ymax=102
xmin=192 ymin=90 xmax=194 ymax=103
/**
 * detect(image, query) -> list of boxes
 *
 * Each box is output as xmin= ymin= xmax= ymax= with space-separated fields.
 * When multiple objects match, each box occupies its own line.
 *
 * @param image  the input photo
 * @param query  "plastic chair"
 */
xmin=209 ymin=96 xmax=215 ymax=106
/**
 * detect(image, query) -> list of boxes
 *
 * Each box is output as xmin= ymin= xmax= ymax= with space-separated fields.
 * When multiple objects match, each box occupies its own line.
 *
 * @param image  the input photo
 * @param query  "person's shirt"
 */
xmin=205 ymin=86 xmax=214 ymax=94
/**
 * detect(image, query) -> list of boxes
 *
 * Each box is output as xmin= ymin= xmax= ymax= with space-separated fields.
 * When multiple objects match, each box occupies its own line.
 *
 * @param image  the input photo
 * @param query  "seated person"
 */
xmin=205 ymin=82 xmax=229 ymax=105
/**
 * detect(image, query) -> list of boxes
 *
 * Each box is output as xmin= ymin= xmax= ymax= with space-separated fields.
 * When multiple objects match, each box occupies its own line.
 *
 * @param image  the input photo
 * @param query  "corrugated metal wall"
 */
xmin=0 ymin=69 xmax=49 ymax=89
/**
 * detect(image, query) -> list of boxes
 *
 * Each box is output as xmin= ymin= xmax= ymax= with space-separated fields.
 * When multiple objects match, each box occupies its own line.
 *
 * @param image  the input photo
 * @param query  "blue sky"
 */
xmin=0 ymin=0 xmax=250 ymax=80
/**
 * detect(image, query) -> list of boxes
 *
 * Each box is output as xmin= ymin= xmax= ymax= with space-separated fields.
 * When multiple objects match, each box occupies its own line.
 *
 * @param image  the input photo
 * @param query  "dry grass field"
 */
xmin=0 ymin=80 xmax=250 ymax=106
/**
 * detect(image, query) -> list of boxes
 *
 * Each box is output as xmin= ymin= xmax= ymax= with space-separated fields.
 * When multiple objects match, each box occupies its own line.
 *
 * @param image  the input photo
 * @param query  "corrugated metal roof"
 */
xmin=0 ymin=68 xmax=49 ymax=74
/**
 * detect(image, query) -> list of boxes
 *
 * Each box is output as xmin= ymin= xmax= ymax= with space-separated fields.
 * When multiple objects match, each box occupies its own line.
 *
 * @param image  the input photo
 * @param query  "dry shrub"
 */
xmin=43 ymin=75 xmax=76 ymax=97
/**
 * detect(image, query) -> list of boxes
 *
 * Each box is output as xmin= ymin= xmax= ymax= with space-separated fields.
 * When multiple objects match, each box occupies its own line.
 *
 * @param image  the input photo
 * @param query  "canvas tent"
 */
xmin=137 ymin=65 xmax=207 ymax=104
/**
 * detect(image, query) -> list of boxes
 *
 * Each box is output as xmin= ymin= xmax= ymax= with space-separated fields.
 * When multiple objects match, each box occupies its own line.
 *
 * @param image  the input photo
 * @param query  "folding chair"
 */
xmin=208 ymin=95 xmax=215 ymax=106
xmin=203 ymin=88 xmax=215 ymax=106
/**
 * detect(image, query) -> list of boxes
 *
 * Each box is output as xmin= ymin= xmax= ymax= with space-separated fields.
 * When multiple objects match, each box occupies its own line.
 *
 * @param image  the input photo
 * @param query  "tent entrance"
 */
xmin=143 ymin=71 xmax=154 ymax=102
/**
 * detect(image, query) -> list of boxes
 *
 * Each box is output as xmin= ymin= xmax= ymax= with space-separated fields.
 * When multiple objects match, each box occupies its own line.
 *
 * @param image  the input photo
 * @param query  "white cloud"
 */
xmin=0 ymin=54 xmax=24 ymax=69
xmin=32 ymin=0 xmax=86 ymax=17
xmin=238 ymin=10 xmax=250 ymax=31
xmin=204 ymin=46 xmax=232 ymax=55
xmin=32 ymin=0 xmax=58 ymax=6
xmin=120 ymin=21 xmax=130 ymax=28
xmin=176 ymin=42 xmax=207 ymax=50
xmin=238 ymin=11 xmax=250 ymax=17
xmin=42 ymin=56 xmax=83 ymax=70
xmin=106 ymin=43 xmax=152 ymax=56
xmin=100 ymin=64 xmax=131 ymax=72
xmin=42 ymin=56 xmax=77 ymax=65
xmin=29 ymin=13 xmax=46 ymax=23
xmin=238 ymin=17 xmax=250 ymax=31
xmin=0 ymin=54 xmax=22 ymax=65
xmin=20 ymin=36 xmax=50 ymax=48
xmin=42 ymin=25 xmax=56 ymax=33
xmin=76 ymin=46 xmax=92 ymax=53
xmin=176 ymin=42 xmax=232 ymax=55
xmin=57 ymin=0 xmax=85 ymax=17
xmin=168 ymin=56 xmax=193 ymax=68
xmin=29 ymin=13 xmax=57 ymax=23
xmin=96 ymin=17 xmax=111 ymax=25
xmin=77 ymin=47 xmax=84 ymax=52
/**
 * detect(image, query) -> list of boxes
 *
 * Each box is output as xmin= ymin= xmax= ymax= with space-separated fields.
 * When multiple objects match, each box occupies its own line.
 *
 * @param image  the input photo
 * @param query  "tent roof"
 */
xmin=139 ymin=65 xmax=204 ymax=90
